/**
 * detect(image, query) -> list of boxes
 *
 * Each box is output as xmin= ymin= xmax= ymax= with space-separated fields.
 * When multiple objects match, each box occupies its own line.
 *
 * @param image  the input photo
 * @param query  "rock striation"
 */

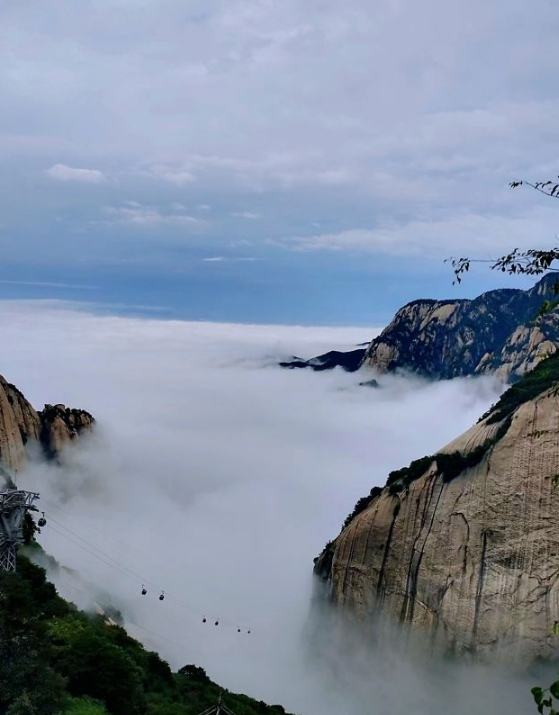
xmin=314 ymin=351 xmax=559 ymax=662
xmin=0 ymin=375 xmax=94 ymax=477
xmin=283 ymin=274 xmax=559 ymax=382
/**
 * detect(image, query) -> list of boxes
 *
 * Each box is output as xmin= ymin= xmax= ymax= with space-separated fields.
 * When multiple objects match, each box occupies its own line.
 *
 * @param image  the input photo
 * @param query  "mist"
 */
xmin=0 ymin=300 xmax=543 ymax=715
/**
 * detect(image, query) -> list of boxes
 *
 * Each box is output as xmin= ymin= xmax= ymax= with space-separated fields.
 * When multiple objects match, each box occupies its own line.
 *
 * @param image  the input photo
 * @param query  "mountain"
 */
xmin=282 ymin=274 xmax=559 ymax=382
xmin=0 ymin=374 xmax=94 ymax=478
xmin=313 ymin=350 xmax=559 ymax=662
xmin=279 ymin=348 xmax=365 ymax=372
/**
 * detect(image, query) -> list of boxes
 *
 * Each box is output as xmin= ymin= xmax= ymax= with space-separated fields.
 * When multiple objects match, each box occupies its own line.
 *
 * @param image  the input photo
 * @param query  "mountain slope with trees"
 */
xmin=0 ymin=533 xmax=295 ymax=715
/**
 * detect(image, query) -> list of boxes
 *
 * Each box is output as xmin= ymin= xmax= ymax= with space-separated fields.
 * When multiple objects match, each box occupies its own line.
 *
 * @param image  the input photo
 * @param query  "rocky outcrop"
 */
xmin=40 ymin=404 xmax=95 ymax=460
xmin=280 ymin=348 xmax=366 ymax=373
xmin=361 ymin=274 xmax=559 ymax=382
xmin=0 ymin=375 xmax=94 ymax=478
xmin=283 ymin=274 xmax=559 ymax=382
xmin=314 ymin=351 xmax=559 ymax=662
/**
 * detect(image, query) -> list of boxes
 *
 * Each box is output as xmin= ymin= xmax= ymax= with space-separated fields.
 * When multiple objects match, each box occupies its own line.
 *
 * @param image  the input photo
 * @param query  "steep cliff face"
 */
xmin=314 ymin=352 xmax=559 ymax=662
xmin=362 ymin=274 xmax=559 ymax=382
xmin=0 ymin=375 xmax=94 ymax=477
xmin=40 ymin=404 xmax=94 ymax=460
xmin=0 ymin=376 xmax=41 ymax=474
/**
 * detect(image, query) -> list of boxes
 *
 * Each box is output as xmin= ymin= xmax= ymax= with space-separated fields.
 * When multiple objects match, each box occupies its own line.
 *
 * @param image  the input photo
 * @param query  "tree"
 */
xmin=54 ymin=630 xmax=145 ymax=715
xmin=448 ymin=178 xmax=559 ymax=317
xmin=0 ymin=564 xmax=67 ymax=715
xmin=449 ymin=177 xmax=559 ymax=279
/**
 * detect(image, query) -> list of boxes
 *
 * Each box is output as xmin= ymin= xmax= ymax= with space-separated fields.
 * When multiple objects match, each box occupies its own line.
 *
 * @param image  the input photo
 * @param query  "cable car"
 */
xmin=214 ymin=620 xmax=219 ymax=626
xmin=37 ymin=512 xmax=47 ymax=528
xmin=141 ymin=586 xmax=147 ymax=596
xmin=202 ymin=617 xmax=207 ymax=623
xmin=159 ymin=591 xmax=165 ymax=601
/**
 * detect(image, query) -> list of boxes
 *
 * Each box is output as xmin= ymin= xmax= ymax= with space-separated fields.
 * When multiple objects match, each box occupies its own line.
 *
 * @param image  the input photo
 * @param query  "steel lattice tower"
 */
xmin=0 ymin=489 xmax=40 ymax=572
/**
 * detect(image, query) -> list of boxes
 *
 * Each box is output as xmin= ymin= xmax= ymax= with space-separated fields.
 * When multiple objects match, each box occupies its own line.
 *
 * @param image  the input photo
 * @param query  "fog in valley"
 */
xmin=0 ymin=300 xmax=544 ymax=715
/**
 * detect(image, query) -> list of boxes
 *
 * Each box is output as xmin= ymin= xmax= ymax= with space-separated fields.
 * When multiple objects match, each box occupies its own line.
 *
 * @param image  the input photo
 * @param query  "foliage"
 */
xmin=481 ymin=351 xmax=559 ymax=425
xmin=385 ymin=446 xmax=490 ymax=495
xmin=342 ymin=487 xmax=382 ymax=529
xmin=448 ymin=178 xmax=559 ymax=288
xmin=531 ymin=681 xmax=559 ymax=715
xmin=340 ymin=425 xmax=509 ymax=530
xmin=449 ymin=248 xmax=559 ymax=286
xmin=0 ymin=551 xmax=297 ymax=715
xmin=63 ymin=697 xmax=110 ymax=715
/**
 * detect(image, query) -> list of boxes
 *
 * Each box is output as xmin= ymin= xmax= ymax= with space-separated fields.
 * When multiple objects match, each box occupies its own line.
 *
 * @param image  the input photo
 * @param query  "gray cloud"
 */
xmin=102 ymin=202 xmax=202 ymax=228
xmin=1 ymin=0 xmax=558 ymax=262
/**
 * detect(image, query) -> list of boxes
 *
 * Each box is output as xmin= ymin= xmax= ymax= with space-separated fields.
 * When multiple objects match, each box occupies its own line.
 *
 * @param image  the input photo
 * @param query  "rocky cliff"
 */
xmin=0 ymin=374 xmax=94 ymax=477
xmin=282 ymin=274 xmax=559 ymax=382
xmin=314 ymin=351 xmax=559 ymax=662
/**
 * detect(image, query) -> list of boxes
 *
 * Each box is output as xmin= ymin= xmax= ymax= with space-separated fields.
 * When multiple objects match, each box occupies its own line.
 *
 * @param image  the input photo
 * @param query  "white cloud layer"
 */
xmin=46 ymin=163 xmax=106 ymax=183
xmin=0 ymin=300 xmax=542 ymax=714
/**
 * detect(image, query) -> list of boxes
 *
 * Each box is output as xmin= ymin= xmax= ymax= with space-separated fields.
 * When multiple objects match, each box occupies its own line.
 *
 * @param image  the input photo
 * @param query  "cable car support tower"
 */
xmin=197 ymin=693 xmax=239 ymax=715
xmin=0 ymin=489 xmax=41 ymax=572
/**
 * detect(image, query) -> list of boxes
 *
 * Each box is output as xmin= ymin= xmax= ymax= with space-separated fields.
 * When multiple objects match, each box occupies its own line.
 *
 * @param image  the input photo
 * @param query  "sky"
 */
xmin=0 ymin=300 xmax=544 ymax=715
xmin=1 ymin=0 xmax=558 ymax=324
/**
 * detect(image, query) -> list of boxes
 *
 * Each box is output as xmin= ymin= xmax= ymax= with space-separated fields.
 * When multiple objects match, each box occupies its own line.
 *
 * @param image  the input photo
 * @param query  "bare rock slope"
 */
xmin=0 ymin=375 xmax=93 ymax=476
xmin=314 ymin=352 xmax=559 ymax=662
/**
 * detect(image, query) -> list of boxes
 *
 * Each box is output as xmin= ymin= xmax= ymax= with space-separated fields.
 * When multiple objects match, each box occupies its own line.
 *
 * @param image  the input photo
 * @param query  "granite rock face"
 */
xmin=314 ymin=355 xmax=559 ymax=662
xmin=40 ymin=404 xmax=95 ymax=460
xmin=0 ymin=376 xmax=41 ymax=474
xmin=283 ymin=275 xmax=559 ymax=382
xmin=0 ymin=375 xmax=94 ymax=477
xmin=361 ymin=274 xmax=559 ymax=382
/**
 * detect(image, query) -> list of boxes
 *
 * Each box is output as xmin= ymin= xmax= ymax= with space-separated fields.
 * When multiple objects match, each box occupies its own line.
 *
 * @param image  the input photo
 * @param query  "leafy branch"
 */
xmin=447 ymin=177 xmax=559 ymax=287
xmin=532 ymin=680 xmax=559 ymax=715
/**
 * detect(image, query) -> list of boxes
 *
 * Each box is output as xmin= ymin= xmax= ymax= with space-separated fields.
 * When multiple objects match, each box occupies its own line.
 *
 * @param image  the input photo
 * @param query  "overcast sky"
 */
xmin=1 ymin=0 xmax=558 ymax=323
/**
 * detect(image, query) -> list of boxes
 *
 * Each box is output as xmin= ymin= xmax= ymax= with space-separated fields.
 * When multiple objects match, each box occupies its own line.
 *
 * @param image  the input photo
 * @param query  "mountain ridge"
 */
xmin=282 ymin=274 xmax=559 ymax=382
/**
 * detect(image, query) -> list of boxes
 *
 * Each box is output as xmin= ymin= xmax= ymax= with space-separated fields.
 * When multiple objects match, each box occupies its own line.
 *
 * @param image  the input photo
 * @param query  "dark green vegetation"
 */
xmin=341 ymin=487 xmax=382 ymax=529
xmin=338 ymin=414 xmax=512 ymax=532
xmin=386 ymin=415 xmax=513 ymax=495
xmin=0 ymin=527 xmax=294 ymax=715
xmin=482 ymin=350 xmax=559 ymax=425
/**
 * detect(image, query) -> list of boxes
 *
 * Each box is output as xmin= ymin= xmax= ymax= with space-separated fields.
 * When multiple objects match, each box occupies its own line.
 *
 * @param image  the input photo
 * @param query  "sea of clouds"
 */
xmin=0 ymin=300 xmax=544 ymax=715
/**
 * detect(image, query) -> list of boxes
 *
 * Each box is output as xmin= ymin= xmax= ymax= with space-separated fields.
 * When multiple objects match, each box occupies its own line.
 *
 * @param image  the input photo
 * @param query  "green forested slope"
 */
xmin=0 ymin=528 xmax=295 ymax=715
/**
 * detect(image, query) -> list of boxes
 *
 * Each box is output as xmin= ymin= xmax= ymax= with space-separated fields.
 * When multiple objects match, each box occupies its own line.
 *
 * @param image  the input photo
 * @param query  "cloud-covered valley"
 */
xmin=0 ymin=301 xmax=542 ymax=714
